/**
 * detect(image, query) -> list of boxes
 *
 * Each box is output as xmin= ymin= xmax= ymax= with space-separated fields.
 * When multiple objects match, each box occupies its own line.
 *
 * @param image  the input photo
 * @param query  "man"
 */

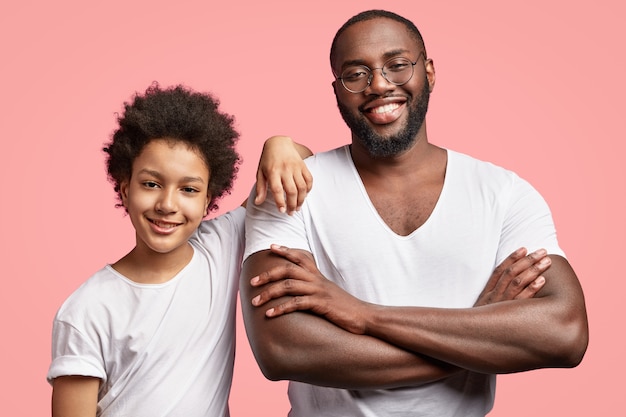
xmin=241 ymin=9 xmax=588 ymax=417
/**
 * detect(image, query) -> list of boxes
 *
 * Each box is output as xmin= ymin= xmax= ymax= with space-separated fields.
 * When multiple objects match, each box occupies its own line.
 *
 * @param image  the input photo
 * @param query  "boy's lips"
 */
xmin=148 ymin=218 xmax=182 ymax=233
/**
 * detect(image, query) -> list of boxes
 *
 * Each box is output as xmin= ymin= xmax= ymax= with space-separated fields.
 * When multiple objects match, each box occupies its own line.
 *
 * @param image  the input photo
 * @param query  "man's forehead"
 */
xmin=333 ymin=18 xmax=417 ymax=64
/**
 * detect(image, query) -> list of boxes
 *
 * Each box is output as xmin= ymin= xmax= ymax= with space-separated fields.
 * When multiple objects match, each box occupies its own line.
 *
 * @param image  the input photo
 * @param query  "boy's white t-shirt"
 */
xmin=48 ymin=207 xmax=245 ymax=417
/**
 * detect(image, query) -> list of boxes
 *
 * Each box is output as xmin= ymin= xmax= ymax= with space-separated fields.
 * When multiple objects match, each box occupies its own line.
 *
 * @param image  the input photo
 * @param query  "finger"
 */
xmin=267 ymin=173 xmax=288 ymax=213
xmin=269 ymin=244 xmax=316 ymax=270
xmin=502 ymin=256 xmax=551 ymax=298
xmin=294 ymin=173 xmax=311 ymax=211
xmin=265 ymin=296 xmax=311 ymax=317
xmin=250 ymin=260 xmax=310 ymax=287
xmin=252 ymin=279 xmax=312 ymax=307
xmin=303 ymin=167 xmax=313 ymax=192
xmin=254 ymin=173 xmax=268 ymax=205
xmin=513 ymin=276 xmax=546 ymax=300
xmin=492 ymin=249 xmax=548 ymax=295
xmin=481 ymin=248 xmax=527 ymax=295
xmin=282 ymin=173 xmax=300 ymax=215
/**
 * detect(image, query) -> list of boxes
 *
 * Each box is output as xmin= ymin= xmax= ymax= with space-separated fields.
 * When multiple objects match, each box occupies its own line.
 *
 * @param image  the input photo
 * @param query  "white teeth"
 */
xmin=153 ymin=220 xmax=177 ymax=228
xmin=372 ymin=103 xmax=399 ymax=114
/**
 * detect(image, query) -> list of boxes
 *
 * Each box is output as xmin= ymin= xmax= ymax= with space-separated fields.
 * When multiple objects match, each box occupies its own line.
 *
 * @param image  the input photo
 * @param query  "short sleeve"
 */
xmin=47 ymin=319 xmax=106 ymax=384
xmin=496 ymin=175 xmax=565 ymax=265
xmin=243 ymin=185 xmax=310 ymax=262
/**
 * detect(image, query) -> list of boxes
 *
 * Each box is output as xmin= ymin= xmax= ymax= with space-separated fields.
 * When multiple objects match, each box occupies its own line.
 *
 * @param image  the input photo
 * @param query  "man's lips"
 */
xmin=362 ymin=99 xmax=406 ymax=124
xmin=362 ymin=96 xmax=406 ymax=113
xmin=368 ymin=102 xmax=401 ymax=114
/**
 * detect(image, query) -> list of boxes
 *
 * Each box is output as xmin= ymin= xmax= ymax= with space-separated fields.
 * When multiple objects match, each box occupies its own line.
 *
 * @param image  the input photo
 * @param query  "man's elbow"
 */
xmin=563 ymin=321 xmax=588 ymax=368
xmin=551 ymin=312 xmax=589 ymax=368
xmin=252 ymin=341 xmax=300 ymax=381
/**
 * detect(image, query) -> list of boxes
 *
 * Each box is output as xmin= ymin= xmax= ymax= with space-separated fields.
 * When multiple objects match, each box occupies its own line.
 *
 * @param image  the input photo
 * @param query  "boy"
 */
xmin=47 ymin=84 xmax=312 ymax=416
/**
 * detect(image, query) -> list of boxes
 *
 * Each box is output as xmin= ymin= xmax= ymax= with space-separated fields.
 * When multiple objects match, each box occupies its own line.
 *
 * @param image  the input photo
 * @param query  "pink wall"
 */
xmin=1 ymin=0 xmax=623 ymax=415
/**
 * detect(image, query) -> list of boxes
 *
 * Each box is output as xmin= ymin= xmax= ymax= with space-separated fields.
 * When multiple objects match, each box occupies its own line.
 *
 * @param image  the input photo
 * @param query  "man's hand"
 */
xmin=250 ymin=244 xmax=371 ymax=334
xmin=474 ymin=247 xmax=551 ymax=306
xmin=255 ymin=136 xmax=313 ymax=215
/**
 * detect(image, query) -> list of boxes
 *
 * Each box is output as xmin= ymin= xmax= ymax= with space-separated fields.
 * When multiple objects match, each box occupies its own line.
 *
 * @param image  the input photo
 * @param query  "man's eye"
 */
xmin=143 ymin=181 xmax=159 ymax=188
xmin=386 ymin=62 xmax=410 ymax=72
xmin=343 ymin=68 xmax=369 ymax=81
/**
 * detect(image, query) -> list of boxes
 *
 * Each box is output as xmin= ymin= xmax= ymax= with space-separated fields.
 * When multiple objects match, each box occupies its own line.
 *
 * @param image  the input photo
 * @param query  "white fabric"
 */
xmin=48 ymin=207 xmax=245 ymax=417
xmin=244 ymin=146 xmax=564 ymax=417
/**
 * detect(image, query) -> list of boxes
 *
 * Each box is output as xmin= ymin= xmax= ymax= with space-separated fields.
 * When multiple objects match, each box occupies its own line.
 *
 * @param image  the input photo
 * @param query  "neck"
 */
xmin=112 ymin=242 xmax=194 ymax=284
xmin=351 ymin=129 xmax=433 ymax=176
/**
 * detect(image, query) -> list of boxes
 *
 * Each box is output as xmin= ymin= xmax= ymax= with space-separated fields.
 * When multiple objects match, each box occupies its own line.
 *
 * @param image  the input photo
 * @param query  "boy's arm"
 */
xmin=253 ymin=136 xmax=313 ymax=214
xmin=52 ymin=376 xmax=99 ymax=417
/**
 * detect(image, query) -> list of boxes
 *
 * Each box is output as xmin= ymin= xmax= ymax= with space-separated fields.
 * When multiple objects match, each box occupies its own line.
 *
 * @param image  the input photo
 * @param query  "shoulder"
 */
xmin=448 ymin=150 xmax=515 ymax=177
xmin=304 ymin=145 xmax=350 ymax=170
xmin=194 ymin=206 xmax=245 ymax=241
xmin=446 ymin=149 xmax=525 ymax=190
xmin=54 ymin=266 xmax=122 ymax=323
xmin=191 ymin=206 xmax=246 ymax=261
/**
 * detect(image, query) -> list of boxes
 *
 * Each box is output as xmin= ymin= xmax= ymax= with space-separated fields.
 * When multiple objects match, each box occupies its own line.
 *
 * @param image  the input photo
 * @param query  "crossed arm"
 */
xmin=240 ymin=246 xmax=589 ymax=389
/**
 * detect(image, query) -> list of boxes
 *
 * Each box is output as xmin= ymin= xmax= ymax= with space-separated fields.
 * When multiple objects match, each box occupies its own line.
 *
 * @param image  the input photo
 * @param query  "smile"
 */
xmin=149 ymin=219 xmax=182 ymax=229
xmin=369 ymin=103 xmax=400 ymax=114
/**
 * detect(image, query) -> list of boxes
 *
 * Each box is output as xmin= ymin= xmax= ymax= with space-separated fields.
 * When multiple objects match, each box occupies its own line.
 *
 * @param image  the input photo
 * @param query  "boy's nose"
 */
xmin=155 ymin=190 xmax=177 ymax=214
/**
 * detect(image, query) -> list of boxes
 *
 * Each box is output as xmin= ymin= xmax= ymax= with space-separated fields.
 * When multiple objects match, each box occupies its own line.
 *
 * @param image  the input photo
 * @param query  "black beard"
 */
xmin=337 ymin=80 xmax=430 ymax=158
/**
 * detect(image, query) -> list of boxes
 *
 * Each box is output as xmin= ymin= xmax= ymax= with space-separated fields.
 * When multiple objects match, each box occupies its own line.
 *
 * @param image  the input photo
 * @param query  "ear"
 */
xmin=425 ymin=58 xmax=436 ymax=92
xmin=204 ymin=193 xmax=211 ymax=217
xmin=332 ymin=80 xmax=338 ymax=97
xmin=120 ymin=180 xmax=130 ymax=208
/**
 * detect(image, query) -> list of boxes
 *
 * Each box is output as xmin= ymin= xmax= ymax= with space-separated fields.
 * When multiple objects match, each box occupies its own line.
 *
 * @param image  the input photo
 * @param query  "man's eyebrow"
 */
xmin=340 ymin=49 xmax=413 ymax=68
xmin=382 ymin=49 xmax=412 ymax=60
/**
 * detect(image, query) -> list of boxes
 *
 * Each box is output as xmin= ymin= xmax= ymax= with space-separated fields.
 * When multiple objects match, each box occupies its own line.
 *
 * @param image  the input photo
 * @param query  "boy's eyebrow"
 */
xmin=181 ymin=176 xmax=206 ymax=184
xmin=138 ymin=169 xmax=206 ymax=184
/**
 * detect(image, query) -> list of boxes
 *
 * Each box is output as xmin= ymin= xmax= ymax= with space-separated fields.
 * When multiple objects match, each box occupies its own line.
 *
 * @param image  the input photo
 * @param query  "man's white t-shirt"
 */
xmin=244 ymin=147 xmax=564 ymax=417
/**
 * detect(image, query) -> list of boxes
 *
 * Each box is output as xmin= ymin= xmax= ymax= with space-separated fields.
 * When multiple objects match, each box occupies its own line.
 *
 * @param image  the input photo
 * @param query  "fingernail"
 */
xmin=279 ymin=206 xmax=286 ymax=213
xmin=266 ymin=308 xmax=275 ymax=317
xmin=252 ymin=295 xmax=260 ymax=305
xmin=538 ymin=257 xmax=551 ymax=266
xmin=532 ymin=248 xmax=547 ymax=256
xmin=250 ymin=276 xmax=260 ymax=285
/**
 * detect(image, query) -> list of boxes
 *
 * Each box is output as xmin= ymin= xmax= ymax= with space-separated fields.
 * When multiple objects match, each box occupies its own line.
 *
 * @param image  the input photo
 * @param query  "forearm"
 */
xmin=242 ymin=302 xmax=460 ymax=388
xmin=362 ymin=256 xmax=588 ymax=374
xmin=241 ymin=252 xmax=460 ymax=388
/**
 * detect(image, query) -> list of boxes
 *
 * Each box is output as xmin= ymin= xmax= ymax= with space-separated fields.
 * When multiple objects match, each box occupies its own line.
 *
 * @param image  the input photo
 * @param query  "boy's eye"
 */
xmin=182 ymin=187 xmax=199 ymax=193
xmin=143 ymin=181 xmax=160 ymax=188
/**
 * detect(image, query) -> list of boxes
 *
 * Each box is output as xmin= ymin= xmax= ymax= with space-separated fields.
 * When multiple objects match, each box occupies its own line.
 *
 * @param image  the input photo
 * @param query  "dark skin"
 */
xmin=240 ymin=17 xmax=588 ymax=387
xmin=243 ymin=246 xmax=553 ymax=388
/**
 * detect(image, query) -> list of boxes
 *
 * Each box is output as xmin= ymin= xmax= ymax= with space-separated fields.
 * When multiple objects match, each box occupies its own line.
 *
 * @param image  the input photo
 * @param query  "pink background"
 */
xmin=1 ymin=0 xmax=623 ymax=415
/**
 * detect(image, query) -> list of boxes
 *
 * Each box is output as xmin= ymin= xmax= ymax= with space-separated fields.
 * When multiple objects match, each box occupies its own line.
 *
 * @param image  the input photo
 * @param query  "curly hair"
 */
xmin=103 ymin=83 xmax=241 ymax=213
xmin=330 ymin=10 xmax=427 ymax=69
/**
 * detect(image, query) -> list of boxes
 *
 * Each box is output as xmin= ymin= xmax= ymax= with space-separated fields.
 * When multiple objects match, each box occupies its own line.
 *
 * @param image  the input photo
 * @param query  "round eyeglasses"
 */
xmin=335 ymin=52 xmax=425 ymax=93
